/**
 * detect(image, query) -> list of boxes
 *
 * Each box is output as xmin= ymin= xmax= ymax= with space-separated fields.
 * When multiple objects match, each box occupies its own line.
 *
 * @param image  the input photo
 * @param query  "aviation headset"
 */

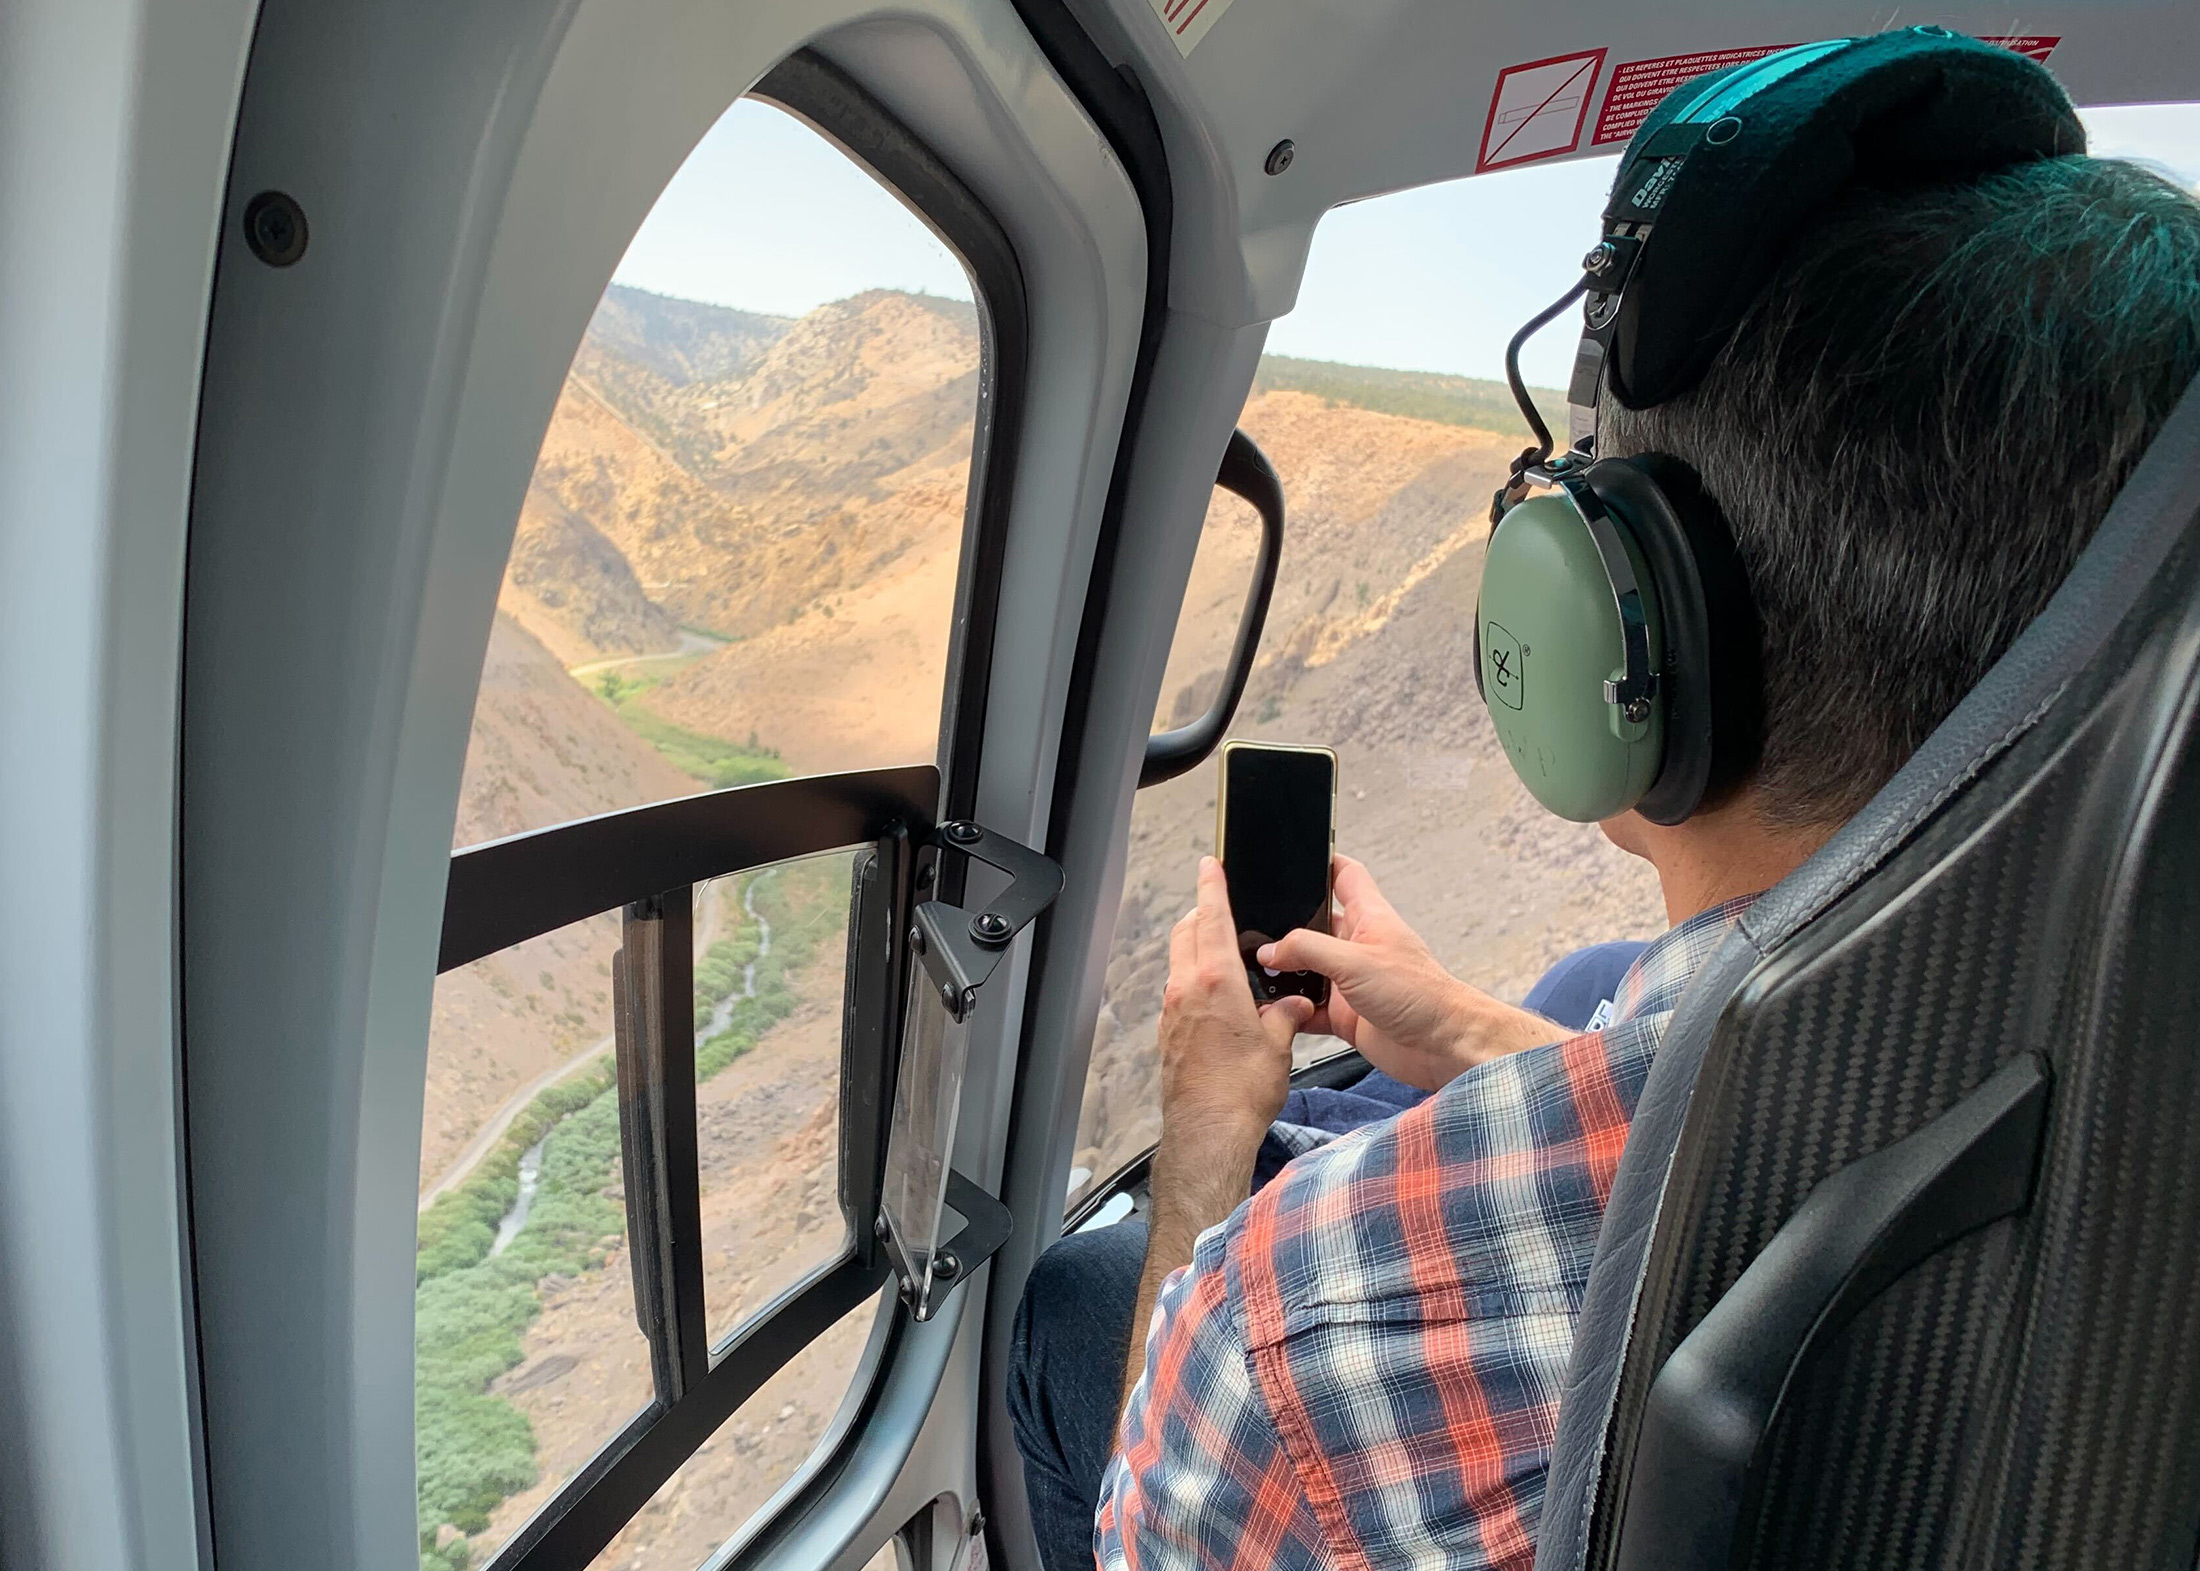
xmin=1475 ymin=28 xmax=2084 ymax=823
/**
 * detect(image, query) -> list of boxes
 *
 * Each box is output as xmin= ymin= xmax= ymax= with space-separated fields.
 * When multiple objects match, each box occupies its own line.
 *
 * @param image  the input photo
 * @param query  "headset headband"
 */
xmin=1509 ymin=28 xmax=2085 ymax=459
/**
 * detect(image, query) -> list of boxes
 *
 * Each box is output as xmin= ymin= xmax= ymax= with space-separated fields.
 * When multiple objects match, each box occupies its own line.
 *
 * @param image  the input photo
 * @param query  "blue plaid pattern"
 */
xmin=1096 ymin=897 xmax=1753 ymax=1571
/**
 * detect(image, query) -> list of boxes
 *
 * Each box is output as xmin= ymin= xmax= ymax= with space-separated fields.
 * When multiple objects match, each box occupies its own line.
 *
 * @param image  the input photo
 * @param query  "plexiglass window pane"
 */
xmin=693 ymin=851 xmax=861 ymax=1352
xmin=417 ymin=916 xmax=651 ymax=1568
xmin=585 ymin=1293 xmax=889 ymax=1571
xmin=450 ymin=94 xmax=979 ymax=851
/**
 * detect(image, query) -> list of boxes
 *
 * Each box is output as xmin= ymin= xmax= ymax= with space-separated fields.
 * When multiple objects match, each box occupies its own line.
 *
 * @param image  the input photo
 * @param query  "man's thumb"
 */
xmin=1260 ymin=927 xmax=1360 ymax=981
xmin=1261 ymin=994 xmax=1316 ymax=1047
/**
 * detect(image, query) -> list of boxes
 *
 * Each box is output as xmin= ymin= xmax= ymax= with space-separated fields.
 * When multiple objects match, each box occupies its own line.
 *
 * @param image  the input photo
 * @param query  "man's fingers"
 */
xmin=1194 ymin=856 xmax=1237 ymax=966
xmin=1331 ymin=854 xmax=1394 ymax=921
xmin=1168 ymin=904 xmax=1197 ymax=983
xmin=1260 ymin=995 xmax=1316 ymax=1050
xmin=1258 ymin=926 xmax=1363 ymax=981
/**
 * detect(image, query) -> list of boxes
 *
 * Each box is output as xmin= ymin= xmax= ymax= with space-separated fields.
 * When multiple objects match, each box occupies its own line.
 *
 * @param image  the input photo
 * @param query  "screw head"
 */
xmin=931 ymin=1248 xmax=961 ymax=1282
xmin=908 ymin=924 xmax=926 ymax=955
xmin=972 ymin=911 xmax=1011 ymax=942
xmin=1583 ymin=240 xmax=1616 ymax=274
xmin=940 ymin=981 xmax=959 ymax=1009
xmin=1264 ymin=138 xmax=1296 ymax=176
xmin=243 ymin=191 xmax=309 ymax=267
xmin=943 ymin=820 xmax=982 ymax=845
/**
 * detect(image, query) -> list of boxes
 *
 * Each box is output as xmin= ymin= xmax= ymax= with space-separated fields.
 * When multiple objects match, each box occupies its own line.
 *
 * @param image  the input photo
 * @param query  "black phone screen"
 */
xmin=1219 ymin=744 xmax=1334 ymax=1004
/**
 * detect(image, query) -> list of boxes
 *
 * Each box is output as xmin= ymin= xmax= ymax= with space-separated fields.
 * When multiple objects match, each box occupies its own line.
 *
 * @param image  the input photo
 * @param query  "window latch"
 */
xmin=909 ymin=819 xmax=1063 ymax=1022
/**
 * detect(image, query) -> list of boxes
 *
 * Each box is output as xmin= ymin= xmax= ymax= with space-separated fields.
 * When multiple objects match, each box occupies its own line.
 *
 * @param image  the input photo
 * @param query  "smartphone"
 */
xmin=1216 ymin=740 xmax=1337 ymax=1005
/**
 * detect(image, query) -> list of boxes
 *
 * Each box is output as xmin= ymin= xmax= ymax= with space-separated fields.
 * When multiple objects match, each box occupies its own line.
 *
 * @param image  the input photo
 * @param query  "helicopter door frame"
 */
xmin=178 ymin=3 xmax=1144 ymax=1568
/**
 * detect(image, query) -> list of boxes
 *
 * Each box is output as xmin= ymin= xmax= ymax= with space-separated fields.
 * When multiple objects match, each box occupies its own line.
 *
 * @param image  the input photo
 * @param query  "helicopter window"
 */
xmin=691 ymin=850 xmax=862 ymax=1353
xmin=418 ymin=911 xmax=660 ymax=1566
xmin=1074 ymin=167 xmax=1667 ymax=1202
xmin=451 ymin=98 xmax=981 ymax=850
xmin=423 ymin=81 xmax=992 ymax=1571
xmin=581 ymin=1292 xmax=889 ymax=1570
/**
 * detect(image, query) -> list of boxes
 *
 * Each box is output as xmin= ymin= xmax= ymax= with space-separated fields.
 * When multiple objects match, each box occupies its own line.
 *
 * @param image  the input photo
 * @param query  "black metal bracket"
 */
xmin=911 ymin=1169 xmax=1014 ymax=1320
xmin=909 ymin=819 xmax=1063 ymax=1021
xmin=1142 ymin=428 xmax=1285 ymax=787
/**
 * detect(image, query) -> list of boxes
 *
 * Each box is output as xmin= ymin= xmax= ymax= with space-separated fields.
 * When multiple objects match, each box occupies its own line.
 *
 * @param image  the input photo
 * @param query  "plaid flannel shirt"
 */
xmin=1094 ymin=897 xmax=1754 ymax=1571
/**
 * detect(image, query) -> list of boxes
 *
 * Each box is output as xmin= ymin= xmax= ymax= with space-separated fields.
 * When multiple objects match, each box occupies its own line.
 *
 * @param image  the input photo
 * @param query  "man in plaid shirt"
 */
xmin=1089 ymin=867 xmax=1754 ymax=1571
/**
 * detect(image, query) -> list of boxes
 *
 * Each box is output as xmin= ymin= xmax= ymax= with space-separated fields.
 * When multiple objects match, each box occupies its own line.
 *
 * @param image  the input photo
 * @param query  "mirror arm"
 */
xmin=1141 ymin=428 xmax=1285 ymax=788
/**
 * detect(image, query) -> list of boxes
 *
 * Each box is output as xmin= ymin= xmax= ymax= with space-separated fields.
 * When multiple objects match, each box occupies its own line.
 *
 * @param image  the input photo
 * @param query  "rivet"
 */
xmin=1705 ymin=116 xmax=1743 ymax=146
xmin=243 ymin=191 xmax=309 ymax=267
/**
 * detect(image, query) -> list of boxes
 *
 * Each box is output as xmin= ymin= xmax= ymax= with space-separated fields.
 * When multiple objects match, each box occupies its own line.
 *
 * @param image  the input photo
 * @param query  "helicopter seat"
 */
xmin=1533 ymin=370 xmax=2200 ymax=1571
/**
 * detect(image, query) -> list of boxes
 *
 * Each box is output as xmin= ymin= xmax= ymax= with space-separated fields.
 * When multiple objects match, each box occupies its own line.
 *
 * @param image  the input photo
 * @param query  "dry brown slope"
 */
xmin=424 ymin=614 xmax=700 ymax=1188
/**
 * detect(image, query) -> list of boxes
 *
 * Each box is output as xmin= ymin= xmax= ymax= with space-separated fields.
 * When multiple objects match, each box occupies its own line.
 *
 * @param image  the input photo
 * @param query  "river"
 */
xmin=486 ymin=873 xmax=775 ymax=1253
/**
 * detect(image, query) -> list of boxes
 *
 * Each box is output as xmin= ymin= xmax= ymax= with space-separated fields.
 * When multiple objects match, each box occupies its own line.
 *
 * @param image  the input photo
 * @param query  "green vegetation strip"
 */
xmin=415 ymin=855 xmax=852 ymax=1567
xmin=593 ymin=671 xmax=787 ymax=790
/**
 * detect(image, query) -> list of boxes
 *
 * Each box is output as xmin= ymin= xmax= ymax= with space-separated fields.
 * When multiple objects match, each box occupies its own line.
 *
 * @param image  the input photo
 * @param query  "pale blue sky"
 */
xmin=614 ymin=100 xmax=2200 ymax=390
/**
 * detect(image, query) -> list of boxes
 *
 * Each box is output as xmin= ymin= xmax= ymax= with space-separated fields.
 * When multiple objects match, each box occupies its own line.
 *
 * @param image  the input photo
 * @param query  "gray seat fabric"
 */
xmin=1534 ymin=373 xmax=2200 ymax=1571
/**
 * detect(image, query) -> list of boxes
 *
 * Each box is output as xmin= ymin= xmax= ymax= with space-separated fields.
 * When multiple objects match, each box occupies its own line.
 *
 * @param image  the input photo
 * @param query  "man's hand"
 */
xmin=1259 ymin=854 xmax=1558 ymax=1092
xmin=1124 ymin=856 xmax=1312 ymax=1417
xmin=1156 ymin=856 xmax=1312 ymax=1163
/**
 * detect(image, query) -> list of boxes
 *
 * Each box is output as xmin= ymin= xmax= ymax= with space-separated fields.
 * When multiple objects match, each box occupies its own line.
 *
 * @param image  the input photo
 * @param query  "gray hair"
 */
xmin=1604 ymin=155 xmax=2200 ymax=828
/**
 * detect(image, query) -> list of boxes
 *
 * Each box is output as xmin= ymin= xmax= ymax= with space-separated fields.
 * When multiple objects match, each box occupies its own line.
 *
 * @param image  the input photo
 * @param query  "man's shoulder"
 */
xmin=1220 ymin=1021 xmax=1664 ymax=1350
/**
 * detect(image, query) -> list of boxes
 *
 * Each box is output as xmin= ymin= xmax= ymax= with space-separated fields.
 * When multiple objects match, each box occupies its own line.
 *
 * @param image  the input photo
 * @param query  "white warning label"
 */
xmin=1478 ymin=50 xmax=1608 ymax=173
xmin=1147 ymin=0 xmax=1239 ymax=57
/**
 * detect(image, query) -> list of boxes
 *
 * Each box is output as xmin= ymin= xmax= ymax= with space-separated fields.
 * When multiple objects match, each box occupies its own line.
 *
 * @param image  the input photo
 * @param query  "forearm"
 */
xmin=1449 ymin=979 xmax=1567 ymax=1068
xmin=1119 ymin=1125 xmax=1263 ymax=1418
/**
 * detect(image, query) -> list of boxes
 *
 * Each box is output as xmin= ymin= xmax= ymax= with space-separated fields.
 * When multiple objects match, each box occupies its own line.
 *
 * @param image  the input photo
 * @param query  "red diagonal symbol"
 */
xmin=1490 ymin=56 xmax=1598 ymax=162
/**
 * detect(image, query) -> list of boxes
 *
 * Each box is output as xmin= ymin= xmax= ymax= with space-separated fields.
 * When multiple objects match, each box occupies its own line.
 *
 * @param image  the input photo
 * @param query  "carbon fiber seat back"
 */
xmin=1535 ymin=376 xmax=2200 ymax=1571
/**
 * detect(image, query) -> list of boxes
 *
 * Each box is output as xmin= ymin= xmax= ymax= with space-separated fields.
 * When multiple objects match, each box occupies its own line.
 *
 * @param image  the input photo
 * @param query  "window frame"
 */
xmin=434 ymin=49 xmax=1033 ymax=1571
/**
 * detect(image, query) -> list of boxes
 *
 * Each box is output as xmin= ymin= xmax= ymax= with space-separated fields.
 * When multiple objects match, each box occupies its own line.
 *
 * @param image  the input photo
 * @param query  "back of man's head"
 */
xmin=1604 ymin=154 xmax=2200 ymax=830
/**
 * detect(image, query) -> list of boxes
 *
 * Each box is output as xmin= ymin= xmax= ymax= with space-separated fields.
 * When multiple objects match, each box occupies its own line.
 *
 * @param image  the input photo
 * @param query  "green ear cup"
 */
xmin=1478 ymin=492 xmax=1666 ymax=822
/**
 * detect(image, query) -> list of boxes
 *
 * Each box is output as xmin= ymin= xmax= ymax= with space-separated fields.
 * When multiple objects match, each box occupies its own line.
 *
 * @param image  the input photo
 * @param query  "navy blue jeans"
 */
xmin=1003 ymin=941 xmax=1646 ymax=1571
xmin=1008 ymin=1216 xmax=1151 ymax=1571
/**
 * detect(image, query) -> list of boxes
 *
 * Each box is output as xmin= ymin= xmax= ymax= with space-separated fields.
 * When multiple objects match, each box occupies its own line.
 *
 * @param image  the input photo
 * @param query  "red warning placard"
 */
xmin=1590 ymin=35 xmax=2062 ymax=149
xmin=1478 ymin=49 xmax=1607 ymax=172
xmin=1592 ymin=45 xmax=1787 ymax=145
